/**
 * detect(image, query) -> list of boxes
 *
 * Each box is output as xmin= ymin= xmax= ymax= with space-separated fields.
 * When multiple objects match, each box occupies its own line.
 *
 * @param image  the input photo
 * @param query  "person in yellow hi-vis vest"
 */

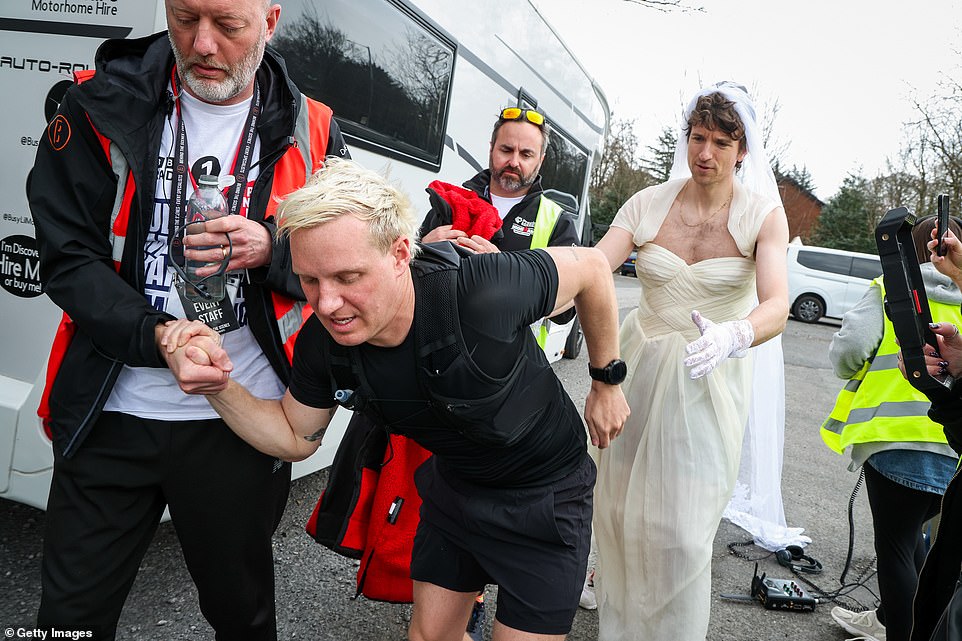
xmin=823 ymin=216 xmax=961 ymax=641
xmin=419 ymin=108 xmax=580 ymax=345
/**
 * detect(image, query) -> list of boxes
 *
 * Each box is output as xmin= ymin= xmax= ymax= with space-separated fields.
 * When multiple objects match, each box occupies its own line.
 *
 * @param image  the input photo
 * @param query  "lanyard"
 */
xmin=167 ymin=66 xmax=261 ymax=237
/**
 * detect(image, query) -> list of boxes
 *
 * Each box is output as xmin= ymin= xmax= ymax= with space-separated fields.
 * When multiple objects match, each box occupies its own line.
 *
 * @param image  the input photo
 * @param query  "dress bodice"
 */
xmin=631 ymin=243 xmax=756 ymax=340
xmin=611 ymin=178 xmax=779 ymax=341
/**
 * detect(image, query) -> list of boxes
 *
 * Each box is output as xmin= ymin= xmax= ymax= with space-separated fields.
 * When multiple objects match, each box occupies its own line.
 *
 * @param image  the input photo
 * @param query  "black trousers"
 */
xmin=865 ymin=462 xmax=944 ymax=641
xmin=37 ymin=411 xmax=291 ymax=641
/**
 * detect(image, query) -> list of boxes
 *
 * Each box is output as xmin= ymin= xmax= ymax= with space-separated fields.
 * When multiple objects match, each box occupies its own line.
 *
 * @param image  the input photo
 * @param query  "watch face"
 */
xmin=609 ymin=359 xmax=628 ymax=383
xmin=591 ymin=359 xmax=628 ymax=384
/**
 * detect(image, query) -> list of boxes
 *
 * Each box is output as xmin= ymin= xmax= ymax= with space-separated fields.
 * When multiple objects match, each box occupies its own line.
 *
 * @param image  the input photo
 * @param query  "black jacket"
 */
xmin=29 ymin=32 xmax=347 ymax=456
xmin=419 ymin=169 xmax=579 ymax=325
xmin=419 ymin=169 xmax=580 ymax=251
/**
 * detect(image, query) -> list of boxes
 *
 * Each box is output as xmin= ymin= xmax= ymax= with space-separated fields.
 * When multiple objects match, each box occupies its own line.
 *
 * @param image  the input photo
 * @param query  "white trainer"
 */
xmin=579 ymin=568 xmax=597 ymax=610
xmin=830 ymin=606 xmax=886 ymax=641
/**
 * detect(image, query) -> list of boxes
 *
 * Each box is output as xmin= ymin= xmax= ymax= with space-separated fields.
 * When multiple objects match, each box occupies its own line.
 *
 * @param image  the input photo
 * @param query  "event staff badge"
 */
xmin=168 ymin=228 xmax=240 ymax=335
xmin=175 ymin=278 xmax=240 ymax=335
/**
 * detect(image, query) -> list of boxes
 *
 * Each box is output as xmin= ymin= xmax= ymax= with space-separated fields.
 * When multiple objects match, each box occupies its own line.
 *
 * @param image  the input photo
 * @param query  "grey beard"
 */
xmin=181 ymin=69 xmax=248 ymax=103
xmin=494 ymin=171 xmax=535 ymax=194
xmin=169 ymin=34 xmax=263 ymax=104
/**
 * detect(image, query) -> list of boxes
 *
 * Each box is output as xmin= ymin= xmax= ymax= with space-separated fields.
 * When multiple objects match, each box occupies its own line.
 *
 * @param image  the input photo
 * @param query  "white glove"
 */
xmin=683 ymin=310 xmax=754 ymax=379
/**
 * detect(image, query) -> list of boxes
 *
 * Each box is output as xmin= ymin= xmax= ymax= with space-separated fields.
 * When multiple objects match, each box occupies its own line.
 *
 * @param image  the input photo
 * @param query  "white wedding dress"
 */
xmin=593 ymin=179 xmax=776 ymax=641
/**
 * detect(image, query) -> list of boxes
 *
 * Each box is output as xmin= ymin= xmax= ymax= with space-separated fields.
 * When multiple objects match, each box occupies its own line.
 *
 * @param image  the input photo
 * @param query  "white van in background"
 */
xmin=0 ymin=0 xmax=609 ymax=510
xmin=787 ymin=245 xmax=882 ymax=323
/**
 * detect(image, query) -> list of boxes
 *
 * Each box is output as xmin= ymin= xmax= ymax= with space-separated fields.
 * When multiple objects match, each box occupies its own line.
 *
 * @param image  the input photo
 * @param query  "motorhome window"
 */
xmin=797 ymin=250 xmax=852 ymax=276
xmin=851 ymin=257 xmax=882 ymax=280
xmin=539 ymin=129 xmax=588 ymax=208
xmin=272 ymin=0 xmax=454 ymax=168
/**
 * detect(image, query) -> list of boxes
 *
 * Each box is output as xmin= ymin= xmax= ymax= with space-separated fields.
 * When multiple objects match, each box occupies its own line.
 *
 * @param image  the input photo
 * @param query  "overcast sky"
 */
xmin=532 ymin=0 xmax=962 ymax=202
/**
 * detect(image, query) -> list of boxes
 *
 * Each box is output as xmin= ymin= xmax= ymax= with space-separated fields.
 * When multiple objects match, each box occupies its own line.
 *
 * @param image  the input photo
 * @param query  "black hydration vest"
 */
xmin=326 ymin=242 xmax=559 ymax=447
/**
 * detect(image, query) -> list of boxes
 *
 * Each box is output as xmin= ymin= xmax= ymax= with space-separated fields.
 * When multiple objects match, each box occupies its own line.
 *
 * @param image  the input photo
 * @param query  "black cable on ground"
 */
xmin=724 ymin=467 xmax=880 ymax=612
xmin=840 ymin=466 xmax=866 ymax=586
xmin=727 ymin=539 xmax=774 ymax=562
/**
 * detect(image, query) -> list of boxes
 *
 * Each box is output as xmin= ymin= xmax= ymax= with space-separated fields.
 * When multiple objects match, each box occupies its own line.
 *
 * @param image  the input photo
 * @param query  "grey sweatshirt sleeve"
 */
xmin=829 ymin=282 xmax=885 ymax=379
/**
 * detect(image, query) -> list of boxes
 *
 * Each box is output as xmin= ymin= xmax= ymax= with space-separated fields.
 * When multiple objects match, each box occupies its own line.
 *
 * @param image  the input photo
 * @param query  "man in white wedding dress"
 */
xmin=590 ymin=82 xmax=790 ymax=641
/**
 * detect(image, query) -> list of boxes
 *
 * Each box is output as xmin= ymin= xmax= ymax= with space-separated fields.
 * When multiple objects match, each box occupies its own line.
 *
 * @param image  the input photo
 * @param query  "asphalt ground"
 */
xmin=0 ymin=275 xmax=876 ymax=640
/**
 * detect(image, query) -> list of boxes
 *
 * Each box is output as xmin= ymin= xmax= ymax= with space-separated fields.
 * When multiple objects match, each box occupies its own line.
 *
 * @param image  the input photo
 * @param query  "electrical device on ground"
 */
xmin=750 ymin=563 xmax=817 ymax=612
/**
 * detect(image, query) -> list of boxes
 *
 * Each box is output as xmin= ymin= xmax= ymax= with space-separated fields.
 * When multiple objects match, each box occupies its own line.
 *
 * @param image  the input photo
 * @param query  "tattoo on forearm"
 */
xmin=304 ymin=427 xmax=326 ymax=442
xmin=566 ymin=247 xmax=581 ymax=261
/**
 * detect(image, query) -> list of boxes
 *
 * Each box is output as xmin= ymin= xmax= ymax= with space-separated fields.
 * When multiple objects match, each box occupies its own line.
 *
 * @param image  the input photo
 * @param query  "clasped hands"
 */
xmin=158 ymin=320 xmax=233 ymax=394
xmin=683 ymin=310 xmax=755 ymax=379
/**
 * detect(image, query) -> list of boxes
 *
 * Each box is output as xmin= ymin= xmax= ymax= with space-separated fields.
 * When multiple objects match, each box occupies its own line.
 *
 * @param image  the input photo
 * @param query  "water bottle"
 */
xmin=184 ymin=174 xmax=228 ymax=302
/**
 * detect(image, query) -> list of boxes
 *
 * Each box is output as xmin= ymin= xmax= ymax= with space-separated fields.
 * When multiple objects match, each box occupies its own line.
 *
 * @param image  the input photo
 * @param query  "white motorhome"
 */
xmin=0 ymin=0 xmax=610 ymax=510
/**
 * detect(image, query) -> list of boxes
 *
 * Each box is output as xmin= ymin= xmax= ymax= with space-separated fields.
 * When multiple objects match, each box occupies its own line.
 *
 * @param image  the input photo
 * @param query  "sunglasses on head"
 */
xmin=499 ymin=107 xmax=545 ymax=126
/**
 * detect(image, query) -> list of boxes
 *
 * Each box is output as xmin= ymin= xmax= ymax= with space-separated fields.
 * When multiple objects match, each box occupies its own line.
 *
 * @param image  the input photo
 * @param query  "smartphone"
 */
xmin=938 ymin=194 xmax=949 ymax=257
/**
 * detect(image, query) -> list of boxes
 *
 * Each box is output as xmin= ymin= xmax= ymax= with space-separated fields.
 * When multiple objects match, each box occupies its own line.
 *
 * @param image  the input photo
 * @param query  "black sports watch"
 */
xmin=588 ymin=359 xmax=627 ymax=385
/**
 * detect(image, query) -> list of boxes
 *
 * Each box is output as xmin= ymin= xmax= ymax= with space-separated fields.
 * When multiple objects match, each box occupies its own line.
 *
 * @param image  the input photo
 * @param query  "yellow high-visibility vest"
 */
xmin=821 ymin=278 xmax=962 ymax=454
xmin=528 ymin=196 xmax=565 ymax=349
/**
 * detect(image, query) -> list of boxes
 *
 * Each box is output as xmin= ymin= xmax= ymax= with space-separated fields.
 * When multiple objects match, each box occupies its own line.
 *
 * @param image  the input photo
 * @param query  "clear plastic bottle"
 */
xmin=184 ymin=174 xmax=228 ymax=302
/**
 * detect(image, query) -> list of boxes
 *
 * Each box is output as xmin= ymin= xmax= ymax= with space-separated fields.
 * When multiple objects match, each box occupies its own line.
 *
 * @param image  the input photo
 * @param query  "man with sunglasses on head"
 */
xmin=28 ymin=1 xmax=347 ymax=638
xmin=420 ymin=107 xmax=580 ymax=254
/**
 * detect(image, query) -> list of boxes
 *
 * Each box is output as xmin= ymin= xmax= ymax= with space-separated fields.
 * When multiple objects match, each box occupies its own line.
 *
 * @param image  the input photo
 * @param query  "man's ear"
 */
xmin=264 ymin=4 xmax=281 ymax=42
xmin=393 ymin=237 xmax=412 ymax=274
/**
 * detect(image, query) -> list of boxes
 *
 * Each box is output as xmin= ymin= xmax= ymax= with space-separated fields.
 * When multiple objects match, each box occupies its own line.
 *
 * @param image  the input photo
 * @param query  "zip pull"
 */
xmin=387 ymin=496 xmax=404 ymax=524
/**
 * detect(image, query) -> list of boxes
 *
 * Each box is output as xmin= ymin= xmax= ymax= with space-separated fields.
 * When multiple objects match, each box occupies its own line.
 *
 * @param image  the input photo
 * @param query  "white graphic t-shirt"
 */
xmin=104 ymin=87 xmax=285 ymax=419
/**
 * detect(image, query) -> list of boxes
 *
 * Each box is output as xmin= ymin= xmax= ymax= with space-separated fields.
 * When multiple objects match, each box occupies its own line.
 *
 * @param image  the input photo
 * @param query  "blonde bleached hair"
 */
xmin=277 ymin=157 xmax=421 ymax=256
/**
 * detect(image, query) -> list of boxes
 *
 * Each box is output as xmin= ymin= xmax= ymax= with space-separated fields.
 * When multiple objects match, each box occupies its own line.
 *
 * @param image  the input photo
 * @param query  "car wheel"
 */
xmin=792 ymin=294 xmax=825 ymax=323
xmin=563 ymin=316 xmax=583 ymax=359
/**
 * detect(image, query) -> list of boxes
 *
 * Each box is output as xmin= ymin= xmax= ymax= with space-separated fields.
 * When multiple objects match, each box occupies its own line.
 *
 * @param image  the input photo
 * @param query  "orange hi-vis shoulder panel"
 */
xmin=269 ymin=96 xmax=333 ymax=362
xmin=265 ymin=97 xmax=332 ymax=221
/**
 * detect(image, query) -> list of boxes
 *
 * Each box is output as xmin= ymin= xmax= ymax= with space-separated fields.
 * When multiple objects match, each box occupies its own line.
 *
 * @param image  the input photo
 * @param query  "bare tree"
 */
xmin=622 ymin=0 xmax=704 ymax=11
xmin=757 ymin=93 xmax=790 ymax=175
xmin=590 ymin=118 xmax=641 ymax=192
xmin=908 ymin=88 xmax=962 ymax=207
xmin=878 ymin=65 xmax=962 ymax=217
xmin=589 ymin=118 xmax=657 ymax=227
xmin=385 ymin=28 xmax=454 ymax=143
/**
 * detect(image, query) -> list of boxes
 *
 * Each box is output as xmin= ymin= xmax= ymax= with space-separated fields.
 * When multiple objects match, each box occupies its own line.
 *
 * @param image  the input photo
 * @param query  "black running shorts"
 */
xmin=410 ymin=454 xmax=595 ymax=634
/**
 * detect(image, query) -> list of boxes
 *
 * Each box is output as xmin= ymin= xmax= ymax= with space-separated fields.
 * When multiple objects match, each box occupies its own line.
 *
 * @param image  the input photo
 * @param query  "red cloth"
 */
xmin=355 ymin=435 xmax=432 ymax=602
xmin=428 ymin=180 xmax=502 ymax=240
xmin=305 ymin=429 xmax=431 ymax=604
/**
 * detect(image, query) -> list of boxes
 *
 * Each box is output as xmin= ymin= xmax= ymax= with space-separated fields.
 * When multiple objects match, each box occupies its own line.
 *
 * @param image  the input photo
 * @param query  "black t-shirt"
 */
xmin=289 ymin=249 xmax=586 ymax=486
